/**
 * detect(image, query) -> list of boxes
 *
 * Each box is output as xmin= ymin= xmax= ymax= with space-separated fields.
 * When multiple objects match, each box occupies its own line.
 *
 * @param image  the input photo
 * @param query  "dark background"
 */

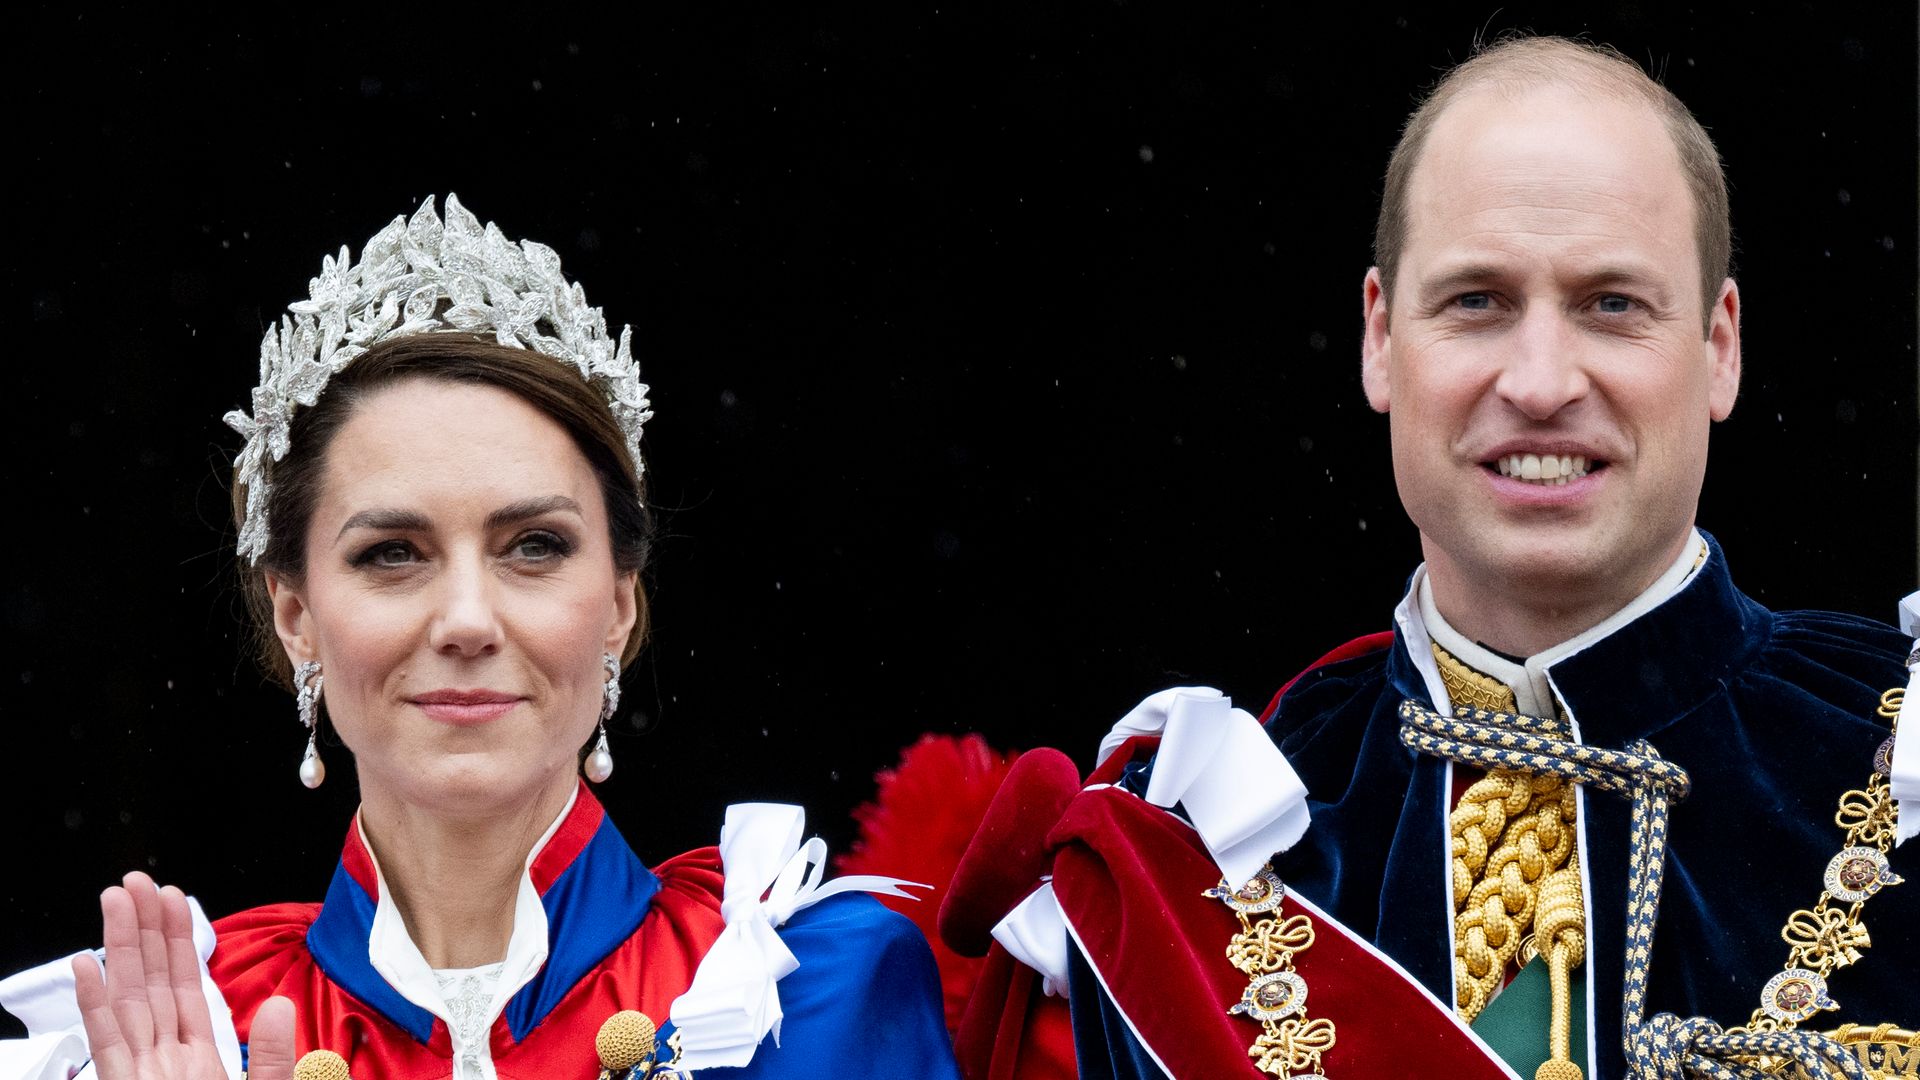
xmin=5 ymin=3 xmax=1915 ymax=990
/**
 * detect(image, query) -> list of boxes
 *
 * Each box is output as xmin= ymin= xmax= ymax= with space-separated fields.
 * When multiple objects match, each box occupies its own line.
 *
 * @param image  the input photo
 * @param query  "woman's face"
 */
xmin=268 ymin=378 xmax=637 ymax=817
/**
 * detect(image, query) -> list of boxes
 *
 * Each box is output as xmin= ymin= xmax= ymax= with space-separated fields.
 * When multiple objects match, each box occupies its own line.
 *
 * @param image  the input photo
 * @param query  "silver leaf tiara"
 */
xmin=224 ymin=194 xmax=652 ymax=564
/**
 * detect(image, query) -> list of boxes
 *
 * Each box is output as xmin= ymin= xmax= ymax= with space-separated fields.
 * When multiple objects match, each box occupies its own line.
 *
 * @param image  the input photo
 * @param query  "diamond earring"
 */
xmin=295 ymin=660 xmax=325 ymax=789
xmin=586 ymin=653 xmax=619 ymax=783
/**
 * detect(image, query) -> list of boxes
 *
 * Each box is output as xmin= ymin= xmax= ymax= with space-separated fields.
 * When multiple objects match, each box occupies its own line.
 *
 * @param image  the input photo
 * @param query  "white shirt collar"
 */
xmin=360 ymin=784 xmax=577 ymax=1080
xmin=1398 ymin=528 xmax=1709 ymax=718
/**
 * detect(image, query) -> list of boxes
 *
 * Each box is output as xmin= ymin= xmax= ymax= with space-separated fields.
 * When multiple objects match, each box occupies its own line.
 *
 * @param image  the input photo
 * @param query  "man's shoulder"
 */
xmin=1734 ymin=603 xmax=1910 ymax=719
xmin=1260 ymin=631 xmax=1403 ymax=751
xmin=1765 ymin=604 xmax=1908 ymax=665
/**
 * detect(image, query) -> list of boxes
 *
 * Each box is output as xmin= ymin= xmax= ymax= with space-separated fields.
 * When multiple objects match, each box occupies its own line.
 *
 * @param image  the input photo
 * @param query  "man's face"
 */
xmin=1361 ymin=83 xmax=1741 ymax=612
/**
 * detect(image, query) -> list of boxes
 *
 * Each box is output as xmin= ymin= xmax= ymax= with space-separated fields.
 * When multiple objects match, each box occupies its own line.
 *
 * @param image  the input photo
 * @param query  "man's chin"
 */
xmin=1427 ymin=519 xmax=1690 ymax=611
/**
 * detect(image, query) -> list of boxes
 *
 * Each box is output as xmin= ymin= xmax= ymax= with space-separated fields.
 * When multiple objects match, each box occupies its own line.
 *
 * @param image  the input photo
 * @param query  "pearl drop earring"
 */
xmin=586 ymin=653 xmax=619 ymax=783
xmin=294 ymin=660 xmax=326 ymax=789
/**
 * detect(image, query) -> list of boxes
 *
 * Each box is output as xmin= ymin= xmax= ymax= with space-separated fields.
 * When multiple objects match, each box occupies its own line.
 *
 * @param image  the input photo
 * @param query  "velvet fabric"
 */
xmin=952 ymin=945 xmax=1077 ymax=1080
xmin=1267 ymin=534 xmax=1917 ymax=1079
xmin=1052 ymin=782 xmax=1514 ymax=1079
xmin=941 ymin=748 xmax=1084 ymax=957
xmin=212 ymin=786 xmax=960 ymax=1078
xmin=942 ymin=729 xmax=1518 ymax=1078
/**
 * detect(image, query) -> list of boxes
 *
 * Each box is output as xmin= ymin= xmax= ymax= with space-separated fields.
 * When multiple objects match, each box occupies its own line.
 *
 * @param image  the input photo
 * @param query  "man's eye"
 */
xmin=1457 ymin=293 xmax=1493 ymax=311
xmin=1596 ymin=295 xmax=1633 ymax=314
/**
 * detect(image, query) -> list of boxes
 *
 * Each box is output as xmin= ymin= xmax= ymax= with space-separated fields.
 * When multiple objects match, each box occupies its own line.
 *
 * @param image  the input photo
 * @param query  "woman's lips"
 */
xmin=410 ymin=691 xmax=524 ymax=726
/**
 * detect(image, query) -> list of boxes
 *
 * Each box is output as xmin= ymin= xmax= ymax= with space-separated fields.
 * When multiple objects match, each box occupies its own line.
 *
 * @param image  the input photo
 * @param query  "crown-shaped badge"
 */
xmin=224 ymin=194 xmax=652 ymax=563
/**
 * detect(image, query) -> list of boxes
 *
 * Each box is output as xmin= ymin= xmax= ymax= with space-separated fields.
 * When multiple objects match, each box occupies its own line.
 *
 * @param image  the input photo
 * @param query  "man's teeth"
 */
xmin=1495 ymin=453 xmax=1591 ymax=485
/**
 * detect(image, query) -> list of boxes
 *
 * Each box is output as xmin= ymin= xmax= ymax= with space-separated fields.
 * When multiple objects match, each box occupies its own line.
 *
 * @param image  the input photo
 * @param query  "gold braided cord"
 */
xmin=1433 ymin=644 xmax=1589 ymax=1079
xmin=1452 ymin=772 xmax=1579 ymax=1019
xmin=1534 ymin=868 xmax=1586 ymax=1080
xmin=1435 ymin=644 xmax=1586 ymax=1026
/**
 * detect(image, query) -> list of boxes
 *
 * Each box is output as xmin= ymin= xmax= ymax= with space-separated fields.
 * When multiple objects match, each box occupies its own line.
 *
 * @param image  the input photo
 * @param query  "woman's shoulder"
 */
xmin=208 ymin=902 xmax=326 ymax=1022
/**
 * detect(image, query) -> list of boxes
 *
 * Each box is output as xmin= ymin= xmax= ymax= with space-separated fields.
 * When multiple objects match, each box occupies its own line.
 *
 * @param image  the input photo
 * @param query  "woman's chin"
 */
xmin=368 ymin=754 xmax=575 ymax=813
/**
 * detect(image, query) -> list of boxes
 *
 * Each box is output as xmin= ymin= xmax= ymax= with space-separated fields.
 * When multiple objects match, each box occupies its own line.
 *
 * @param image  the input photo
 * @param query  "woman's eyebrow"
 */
xmin=485 ymin=495 xmax=584 ymax=531
xmin=336 ymin=508 xmax=430 ymax=539
xmin=334 ymin=496 xmax=582 ymax=540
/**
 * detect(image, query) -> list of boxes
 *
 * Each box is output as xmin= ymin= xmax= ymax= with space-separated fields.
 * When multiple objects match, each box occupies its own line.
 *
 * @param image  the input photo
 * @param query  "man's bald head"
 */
xmin=1374 ymin=35 xmax=1731 ymax=334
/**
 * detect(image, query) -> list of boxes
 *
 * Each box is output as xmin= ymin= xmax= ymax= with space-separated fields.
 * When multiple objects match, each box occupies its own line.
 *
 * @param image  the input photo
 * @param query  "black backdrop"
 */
xmin=6 ymin=4 xmax=1915 ymax=990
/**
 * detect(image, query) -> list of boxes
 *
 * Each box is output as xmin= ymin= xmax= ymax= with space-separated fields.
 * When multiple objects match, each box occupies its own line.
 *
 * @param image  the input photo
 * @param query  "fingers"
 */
xmin=72 ymin=951 xmax=134 ymax=1079
xmin=123 ymin=872 xmax=181 ymax=1045
xmin=160 ymin=884 xmax=217 ymax=1045
xmin=245 ymin=996 xmax=299 ymax=1080
xmin=98 ymin=883 xmax=155 ymax=1056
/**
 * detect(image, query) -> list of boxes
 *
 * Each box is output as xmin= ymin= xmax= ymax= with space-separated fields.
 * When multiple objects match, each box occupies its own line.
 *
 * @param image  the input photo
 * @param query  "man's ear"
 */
xmin=1361 ymin=266 xmax=1393 ymax=413
xmin=266 ymin=573 xmax=317 ymax=670
xmin=1706 ymin=277 xmax=1742 ymax=422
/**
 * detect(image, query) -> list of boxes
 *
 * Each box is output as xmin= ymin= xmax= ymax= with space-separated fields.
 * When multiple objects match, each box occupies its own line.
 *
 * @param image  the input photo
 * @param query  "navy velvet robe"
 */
xmin=1071 ymin=535 xmax=1917 ymax=1079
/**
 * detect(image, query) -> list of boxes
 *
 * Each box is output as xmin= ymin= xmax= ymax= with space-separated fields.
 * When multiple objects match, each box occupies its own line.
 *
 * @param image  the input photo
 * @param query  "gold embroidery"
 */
xmin=1433 ymin=642 xmax=1518 ymax=715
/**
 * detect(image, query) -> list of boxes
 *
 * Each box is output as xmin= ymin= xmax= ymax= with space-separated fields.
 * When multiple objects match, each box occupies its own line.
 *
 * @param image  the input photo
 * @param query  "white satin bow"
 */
xmin=989 ymin=687 xmax=1314 ymax=1000
xmin=1891 ymin=591 xmax=1919 ymax=847
xmin=668 ymin=803 xmax=928 ymax=1071
xmin=1115 ymin=686 xmax=1312 ymax=888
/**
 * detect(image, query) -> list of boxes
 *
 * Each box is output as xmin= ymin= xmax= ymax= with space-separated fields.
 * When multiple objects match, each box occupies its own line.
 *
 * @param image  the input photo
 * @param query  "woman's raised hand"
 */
xmin=71 ymin=872 xmax=297 ymax=1080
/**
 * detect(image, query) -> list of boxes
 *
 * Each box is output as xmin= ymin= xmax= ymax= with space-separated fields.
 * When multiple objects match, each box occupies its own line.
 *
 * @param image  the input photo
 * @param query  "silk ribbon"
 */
xmin=669 ymin=803 xmax=928 ymax=1071
xmin=986 ymin=687 xmax=1313 ymax=1005
xmin=1123 ymin=687 xmax=1312 ymax=888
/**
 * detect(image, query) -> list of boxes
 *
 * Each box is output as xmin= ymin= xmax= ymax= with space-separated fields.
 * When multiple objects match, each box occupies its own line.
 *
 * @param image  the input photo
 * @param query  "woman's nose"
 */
xmin=428 ymin=555 xmax=504 ymax=657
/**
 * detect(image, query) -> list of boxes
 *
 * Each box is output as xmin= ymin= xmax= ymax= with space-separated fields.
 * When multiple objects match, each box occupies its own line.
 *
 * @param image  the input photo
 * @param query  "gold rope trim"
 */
xmin=1433 ymin=644 xmax=1588 ymax=1079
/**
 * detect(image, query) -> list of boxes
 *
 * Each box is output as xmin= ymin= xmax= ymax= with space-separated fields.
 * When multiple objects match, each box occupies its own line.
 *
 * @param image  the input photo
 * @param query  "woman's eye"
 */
xmin=354 ymin=541 xmax=417 ymax=568
xmin=1596 ymin=295 xmax=1633 ymax=314
xmin=511 ymin=532 xmax=571 ymax=561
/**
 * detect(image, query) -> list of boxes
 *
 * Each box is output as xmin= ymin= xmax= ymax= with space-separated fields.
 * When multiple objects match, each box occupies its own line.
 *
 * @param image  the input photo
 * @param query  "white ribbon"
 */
xmin=0 ymin=897 xmax=241 ymax=1080
xmin=1123 ymin=687 xmax=1313 ymax=888
xmin=989 ymin=882 xmax=1071 ymax=999
xmin=668 ymin=803 xmax=927 ymax=1072
xmin=984 ymin=688 xmax=1311 ymax=1008
xmin=1891 ymin=592 xmax=1920 ymax=846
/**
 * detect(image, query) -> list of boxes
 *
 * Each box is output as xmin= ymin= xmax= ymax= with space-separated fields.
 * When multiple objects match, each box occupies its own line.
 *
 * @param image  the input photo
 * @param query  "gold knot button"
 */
xmin=292 ymin=1049 xmax=350 ymax=1080
xmin=596 ymin=1009 xmax=658 ymax=1071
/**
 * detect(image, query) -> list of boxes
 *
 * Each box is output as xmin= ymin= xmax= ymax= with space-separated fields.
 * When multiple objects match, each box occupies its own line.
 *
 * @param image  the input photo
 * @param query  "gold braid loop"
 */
xmin=1251 ymin=1017 xmax=1337 ymax=1077
xmin=1451 ymin=767 xmax=1579 ymax=1021
xmin=1228 ymin=915 xmax=1315 ymax=977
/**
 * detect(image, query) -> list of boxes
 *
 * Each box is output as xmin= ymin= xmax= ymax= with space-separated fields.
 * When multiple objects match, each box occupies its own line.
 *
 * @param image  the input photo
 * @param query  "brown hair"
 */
xmin=232 ymin=333 xmax=653 ymax=689
xmin=1374 ymin=35 xmax=1731 ymax=335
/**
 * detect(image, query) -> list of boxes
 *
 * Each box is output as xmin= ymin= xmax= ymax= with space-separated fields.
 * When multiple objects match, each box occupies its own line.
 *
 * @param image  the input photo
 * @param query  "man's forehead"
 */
xmin=1418 ymin=81 xmax=1681 ymax=189
xmin=1400 ymin=82 xmax=1694 ymax=270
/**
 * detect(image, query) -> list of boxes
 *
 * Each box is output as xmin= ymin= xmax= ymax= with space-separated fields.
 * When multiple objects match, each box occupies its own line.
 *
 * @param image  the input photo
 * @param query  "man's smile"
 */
xmin=1489 ymin=452 xmax=1604 ymax=486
